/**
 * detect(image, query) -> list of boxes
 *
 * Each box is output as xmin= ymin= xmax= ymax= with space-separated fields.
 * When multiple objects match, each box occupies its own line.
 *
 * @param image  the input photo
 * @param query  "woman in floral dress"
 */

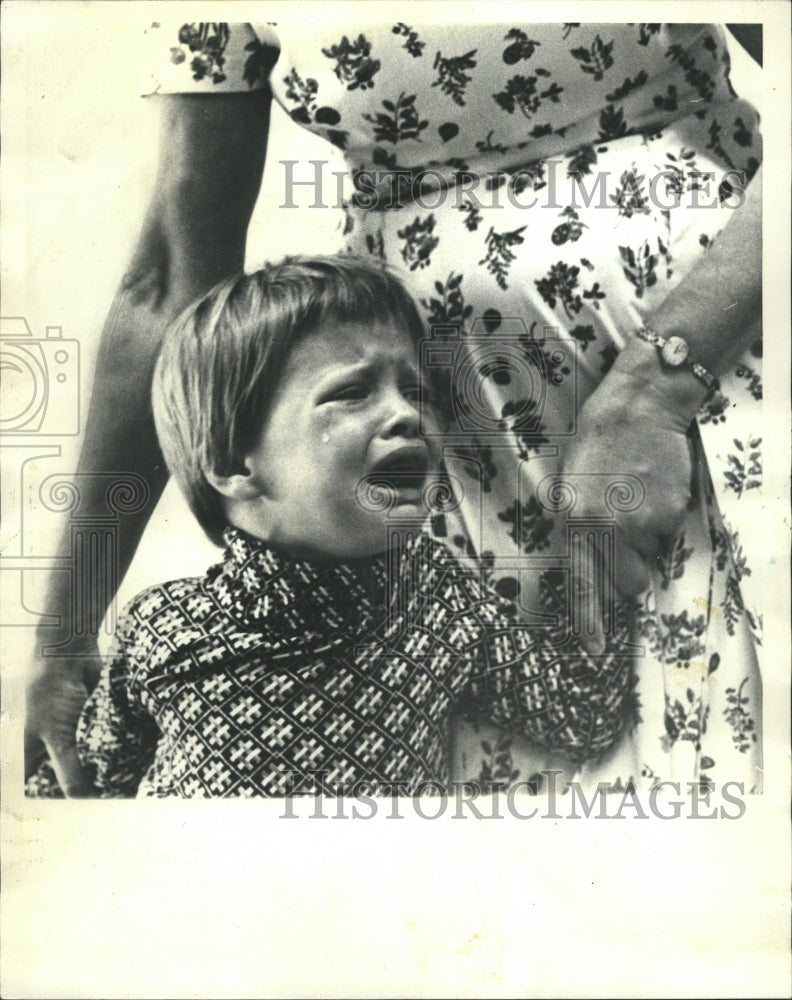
xmin=28 ymin=18 xmax=762 ymax=795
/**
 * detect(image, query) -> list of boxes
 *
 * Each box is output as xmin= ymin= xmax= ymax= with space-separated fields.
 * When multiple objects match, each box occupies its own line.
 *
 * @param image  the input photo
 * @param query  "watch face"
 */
xmin=661 ymin=335 xmax=689 ymax=367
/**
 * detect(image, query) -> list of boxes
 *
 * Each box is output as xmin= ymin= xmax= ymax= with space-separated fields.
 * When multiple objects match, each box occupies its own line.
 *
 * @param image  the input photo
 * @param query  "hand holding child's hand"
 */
xmin=561 ymin=370 xmax=696 ymax=653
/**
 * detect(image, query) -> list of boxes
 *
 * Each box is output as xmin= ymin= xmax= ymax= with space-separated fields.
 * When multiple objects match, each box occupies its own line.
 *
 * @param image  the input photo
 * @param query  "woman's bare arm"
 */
xmin=27 ymin=90 xmax=272 ymax=794
xmin=563 ymin=168 xmax=762 ymax=653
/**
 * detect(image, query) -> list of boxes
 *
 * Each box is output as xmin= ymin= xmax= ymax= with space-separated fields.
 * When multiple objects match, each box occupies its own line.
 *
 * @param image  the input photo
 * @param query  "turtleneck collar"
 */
xmin=214 ymin=525 xmax=425 ymax=639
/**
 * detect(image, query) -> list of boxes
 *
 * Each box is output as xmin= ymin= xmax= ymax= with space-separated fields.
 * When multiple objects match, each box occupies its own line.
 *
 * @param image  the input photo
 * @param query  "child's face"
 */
xmin=240 ymin=319 xmax=442 ymax=561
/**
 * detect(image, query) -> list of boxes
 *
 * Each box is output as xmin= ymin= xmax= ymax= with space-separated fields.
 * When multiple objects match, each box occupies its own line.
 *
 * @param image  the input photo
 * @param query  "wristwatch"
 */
xmin=634 ymin=326 xmax=721 ymax=397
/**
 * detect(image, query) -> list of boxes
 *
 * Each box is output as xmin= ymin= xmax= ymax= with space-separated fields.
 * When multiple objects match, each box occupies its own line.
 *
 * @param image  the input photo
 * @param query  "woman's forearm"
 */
xmin=609 ymin=166 xmax=762 ymax=420
xmin=560 ymin=167 xmax=763 ymax=610
xmin=140 ymin=92 xmax=271 ymax=307
xmin=37 ymin=91 xmax=272 ymax=648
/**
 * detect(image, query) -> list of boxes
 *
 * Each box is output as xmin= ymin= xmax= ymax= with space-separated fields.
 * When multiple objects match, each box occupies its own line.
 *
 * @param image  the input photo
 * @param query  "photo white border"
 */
xmin=2 ymin=3 xmax=789 ymax=997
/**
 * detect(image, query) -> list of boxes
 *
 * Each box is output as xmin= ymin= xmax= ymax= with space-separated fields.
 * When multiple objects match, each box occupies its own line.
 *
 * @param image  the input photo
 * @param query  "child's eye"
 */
xmin=322 ymin=383 xmax=367 ymax=403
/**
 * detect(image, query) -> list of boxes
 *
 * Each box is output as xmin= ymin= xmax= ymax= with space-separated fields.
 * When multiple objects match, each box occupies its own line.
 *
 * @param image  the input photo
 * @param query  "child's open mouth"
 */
xmin=367 ymin=447 xmax=430 ymax=504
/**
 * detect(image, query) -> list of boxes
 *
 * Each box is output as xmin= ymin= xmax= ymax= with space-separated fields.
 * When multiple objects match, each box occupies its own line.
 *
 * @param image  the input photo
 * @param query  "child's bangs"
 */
xmin=265 ymin=256 xmax=426 ymax=349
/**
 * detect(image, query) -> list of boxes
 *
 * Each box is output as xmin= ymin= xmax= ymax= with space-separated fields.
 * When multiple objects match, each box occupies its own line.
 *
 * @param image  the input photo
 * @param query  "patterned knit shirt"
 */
xmin=40 ymin=527 xmax=633 ymax=797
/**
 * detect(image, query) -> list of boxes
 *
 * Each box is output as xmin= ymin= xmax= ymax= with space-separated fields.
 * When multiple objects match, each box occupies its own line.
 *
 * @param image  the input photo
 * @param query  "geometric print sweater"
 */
xmin=38 ymin=528 xmax=634 ymax=797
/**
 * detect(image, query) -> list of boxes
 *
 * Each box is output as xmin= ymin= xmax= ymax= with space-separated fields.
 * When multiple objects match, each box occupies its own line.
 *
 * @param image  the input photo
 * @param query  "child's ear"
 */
xmin=204 ymin=465 xmax=267 ymax=501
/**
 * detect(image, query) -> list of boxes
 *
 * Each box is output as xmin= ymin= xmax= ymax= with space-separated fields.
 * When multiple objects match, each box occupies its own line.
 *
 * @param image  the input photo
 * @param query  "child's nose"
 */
xmin=380 ymin=389 xmax=420 ymax=439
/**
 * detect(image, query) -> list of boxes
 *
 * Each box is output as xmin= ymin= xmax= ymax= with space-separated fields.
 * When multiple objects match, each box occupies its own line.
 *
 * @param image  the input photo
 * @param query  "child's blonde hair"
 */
xmin=152 ymin=254 xmax=427 ymax=544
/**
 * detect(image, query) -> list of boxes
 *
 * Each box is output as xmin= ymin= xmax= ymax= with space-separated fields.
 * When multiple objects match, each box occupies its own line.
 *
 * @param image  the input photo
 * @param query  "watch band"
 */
xmin=634 ymin=326 xmax=721 ymax=396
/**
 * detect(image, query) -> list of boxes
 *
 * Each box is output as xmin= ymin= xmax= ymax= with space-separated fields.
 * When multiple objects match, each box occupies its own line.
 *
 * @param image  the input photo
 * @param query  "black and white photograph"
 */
xmin=2 ymin=2 xmax=789 ymax=997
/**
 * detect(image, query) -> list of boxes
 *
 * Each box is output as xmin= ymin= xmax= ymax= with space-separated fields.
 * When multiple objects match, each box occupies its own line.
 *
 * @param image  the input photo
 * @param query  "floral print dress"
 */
xmin=144 ymin=19 xmax=763 ymax=793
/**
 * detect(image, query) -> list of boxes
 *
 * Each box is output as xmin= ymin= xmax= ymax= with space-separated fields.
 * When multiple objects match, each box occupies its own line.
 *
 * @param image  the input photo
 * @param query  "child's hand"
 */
xmin=26 ymin=650 xmax=99 ymax=797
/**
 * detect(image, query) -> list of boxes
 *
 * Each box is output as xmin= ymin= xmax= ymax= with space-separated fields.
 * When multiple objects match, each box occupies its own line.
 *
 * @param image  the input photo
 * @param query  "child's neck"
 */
xmin=227 ymin=517 xmax=392 ymax=569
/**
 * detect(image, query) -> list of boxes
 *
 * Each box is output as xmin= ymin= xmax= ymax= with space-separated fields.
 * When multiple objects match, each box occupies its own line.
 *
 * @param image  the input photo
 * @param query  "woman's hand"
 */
xmin=564 ymin=166 xmax=762 ymax=653
xmin=560 ymin=363 xmax=700 ymax=653
xmin=26 ymin=646 xmax=100 ymax=796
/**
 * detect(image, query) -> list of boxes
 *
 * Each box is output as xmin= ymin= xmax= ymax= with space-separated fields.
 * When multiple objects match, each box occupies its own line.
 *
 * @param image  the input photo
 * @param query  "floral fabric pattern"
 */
xmin=139 ymin=20 xmax=762 ymax=793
